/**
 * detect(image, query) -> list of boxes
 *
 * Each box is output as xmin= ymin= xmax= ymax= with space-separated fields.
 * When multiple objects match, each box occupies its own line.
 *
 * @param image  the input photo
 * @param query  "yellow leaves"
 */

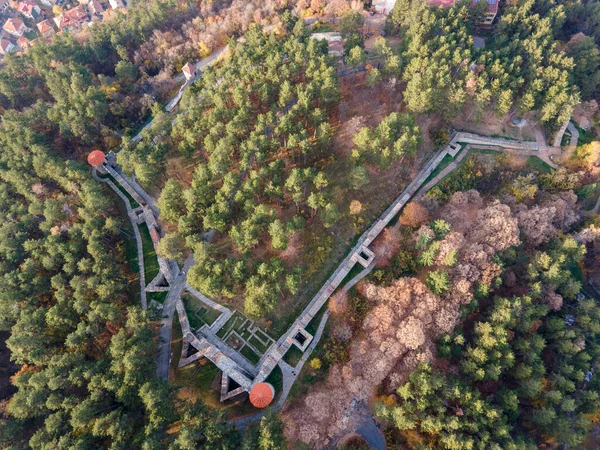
xmin=100 ymin=83 xmax=121 ymax=95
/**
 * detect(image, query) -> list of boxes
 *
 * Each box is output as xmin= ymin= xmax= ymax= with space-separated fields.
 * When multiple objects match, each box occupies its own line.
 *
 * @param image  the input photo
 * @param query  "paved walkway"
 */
xmin=132 ymin=48 xmax=226 ymax=144
xmin=92 ymin=168 xmax=148 ymax=309
xmin=566 ymin=121 xmax=580 ymax=148
xmin=232 ymin=309 xmax=332 ymax=430
xmin=156 ymin=255 xmax=194 ymax=379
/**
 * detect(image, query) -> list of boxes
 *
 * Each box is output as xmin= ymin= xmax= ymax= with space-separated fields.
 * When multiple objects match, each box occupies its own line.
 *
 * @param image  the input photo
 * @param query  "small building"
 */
xmin=88 ymin=0 xmax=103 ymax=16
xmin=0 ymin=0 xmax=10 ymax=12
xmin=426 ymin=0 xmax=499 ymax=25
xmin=3 ymin=18 xmax=30 ymax=37
xmin=16 ymin=35 xmax=33 ymax=50
xmin=372 ymin=0 xmax=397 ymax=15
xmin=0 ymin=38 xmax=16 ymax=54
xmin=249 ymin=383 xmax=275 ymax=408
xmin=53 ymin=5 xmax=88 ymax=31
xmin=36 ymin=19 xmax=54 ymax=38
xmin=109 ymin=0 xmax=124 ymax=10
xmin=473 ymin=0 xmax=498 ymax=25
xmin=310 ymin=32 xmax=344 ymax=57
xmin=181 ymin=62 xmax=196 ymax=81
xmin=39 ymin=0 xmax=56 ymax=6
xmin=17 ymin=0 xmax=40 ymax=19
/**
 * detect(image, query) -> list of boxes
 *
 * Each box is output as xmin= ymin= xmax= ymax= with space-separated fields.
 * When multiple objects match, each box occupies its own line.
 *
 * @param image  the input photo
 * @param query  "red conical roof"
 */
xmin=87 ymin=150 xmax=105 ymax=167
xmin=249 ymin=382 xmax=274 ymax=408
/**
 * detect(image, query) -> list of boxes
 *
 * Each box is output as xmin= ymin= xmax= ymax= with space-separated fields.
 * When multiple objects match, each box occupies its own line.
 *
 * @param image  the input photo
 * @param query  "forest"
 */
xmin=0 ymin=0 xmax=600 ymax=447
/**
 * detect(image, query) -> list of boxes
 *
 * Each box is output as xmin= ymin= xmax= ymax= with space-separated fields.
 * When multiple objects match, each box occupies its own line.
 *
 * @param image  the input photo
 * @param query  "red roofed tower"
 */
xmin=88 ymin=150 xmax=106 ymax=167
xmin=249 ymin=383 xmax=275 ymax=408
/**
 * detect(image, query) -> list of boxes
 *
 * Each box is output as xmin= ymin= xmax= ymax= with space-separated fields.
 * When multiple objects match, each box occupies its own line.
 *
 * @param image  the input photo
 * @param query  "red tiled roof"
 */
xmin=181 ymin=62 xmax=195 ymax=76
xmin=249 ymin=383 xmax=274 ymax=408
xmin=17 ymin=0 xmax=37 ymax=15
xmin=87 ymin=150 xmax=105 ymax=166
xmin=3 ymin=18 xmax=25 ymax=33
xmin=1 ymin=38 xmax=13 ymax=52
xmin=89 ymin=0 xmax=103 ymax=13
xmin=54 ymin=5 xmax=87 ymax=29
xmin=37 ymin=19 xmax=54 ymax=34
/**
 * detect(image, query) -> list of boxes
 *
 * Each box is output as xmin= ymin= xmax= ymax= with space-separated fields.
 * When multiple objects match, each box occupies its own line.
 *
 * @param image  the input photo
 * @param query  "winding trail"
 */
xmin=92 ymin=168 xmax=148 ymax=309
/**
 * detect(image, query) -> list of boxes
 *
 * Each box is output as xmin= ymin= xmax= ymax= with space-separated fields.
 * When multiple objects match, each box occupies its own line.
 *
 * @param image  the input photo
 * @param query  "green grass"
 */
xmin=283 ymin=344 xmax=304 ymax=368
xmin=182 ymin=293 xmax=222 ymax=329
xmin=265 ymin=364 xmax=283 ymax=394
xmin=240 ymin=345 xmax=260 ymax=365
xmin=421 ymin=153 xmax=456 ymax=187
xmin=525 ymin=156 xmax=553 ymax=174
xmin=305 ymin=304 xmax=328 ymax=337
xmin=106 ymin=185 xmax=141 ymax=303
xmin=139 ymin=223 xmax=159 ymax=282
xmin=247 ymin=335 xmax=270 ymax=353
xmin=102 ymin=173 xmax=140 ymax=208
xmin=312 ymin=23 xmax=334 ymax=33
xmin=575 ymin=125 xmax=596 ymax=146
xmin=147 ymin=291 xmax=168 ymax=304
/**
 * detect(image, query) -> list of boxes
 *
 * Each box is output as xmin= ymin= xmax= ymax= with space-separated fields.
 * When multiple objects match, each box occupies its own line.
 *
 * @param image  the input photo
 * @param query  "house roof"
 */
xmin=89 ymin=0 xmax=103 ymax=13
xmin=54 ymin=5 xmax=87 ymax=29
xmin=3 ymin=18 xmax=25 ymax=33
xmin=181 ymin=62 xmax=195 ymax=76
xmin=37 ymin=19 xmax=54 ymax=34
xmin=0 ymin=38 xmax=13 ymax=52
xmin=17 ymin=0 xmax=37 ymax=15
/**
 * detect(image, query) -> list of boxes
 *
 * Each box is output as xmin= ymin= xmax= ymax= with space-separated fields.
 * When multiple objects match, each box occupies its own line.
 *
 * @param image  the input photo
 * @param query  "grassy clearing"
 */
xmin=577 ymin=183 xmax=600 ymax=210
xmin=147 ymin=291 xmax=168 ymax=304
xmin=421 ymin=153 xmax=455 ymax=187
xmin=312 ymin=22 xmax=335 ymax=33
xmin=525 ymin=156 xmax=553 ymax=174
xmin=139 ymin=223 xmax=159 ymax=282
xmin=182 ymin=292 xmax=222 ymax=329
xmin=575 ymin=125 xmax=595 ymax=146
xmin=305 ymin=304 xmax=328 ymax=336
xmin=283 ymin=345 xmax=304 ymax=368
xmin=240 ymin=345 xmax=260 ymax=365
xmin=265 ymin=364 xmax=283 ymax=394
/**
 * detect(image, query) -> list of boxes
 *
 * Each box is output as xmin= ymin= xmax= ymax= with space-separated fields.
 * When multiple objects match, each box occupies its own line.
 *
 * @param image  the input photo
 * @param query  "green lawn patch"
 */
xmin=311 ymin=23 xmax=334 ymax=33
xmin=421 ymin=153 xmax=455 ymax=187
xmin=305 ymin=304 xmax=328 ymax=336
xmin=247 ymin=335 xmax=269 ymax=354
xmin=283 ymin=345 xmax=304 ymax=368
xmin=575 ymin=125 xmax=595 ymax=146
xmin=265 ymin=364 xmax=283 ymax=394
xmin=139 ymin=223 xmax=159 ymax=282
xmin=147 ymin=291 xmax=168 ymax=304
xmin=240 ymin=345 xmax=260 ymax=365
xmin=181 ymin=293 xmax=222 ymax=329
xmin=525 ymin=156 xmax=553 ymax=174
